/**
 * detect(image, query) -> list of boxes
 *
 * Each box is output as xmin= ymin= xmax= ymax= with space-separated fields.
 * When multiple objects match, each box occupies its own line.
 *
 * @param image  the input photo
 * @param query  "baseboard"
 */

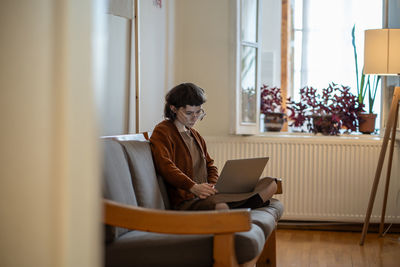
xmin=277 ymin=220 xmax=400 ymax=233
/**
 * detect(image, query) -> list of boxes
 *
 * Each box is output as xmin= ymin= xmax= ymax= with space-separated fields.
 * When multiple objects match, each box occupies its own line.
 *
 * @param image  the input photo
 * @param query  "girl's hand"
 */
xmin=190 ymin=183 xmax=217 ymax=199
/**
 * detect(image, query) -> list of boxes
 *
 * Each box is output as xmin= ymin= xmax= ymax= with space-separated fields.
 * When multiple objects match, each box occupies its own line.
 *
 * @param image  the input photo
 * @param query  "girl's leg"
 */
xmin=226 ymin=179 xmax=278 ymax=209
xmin=258 ymin=179 xmax=277 ymax=203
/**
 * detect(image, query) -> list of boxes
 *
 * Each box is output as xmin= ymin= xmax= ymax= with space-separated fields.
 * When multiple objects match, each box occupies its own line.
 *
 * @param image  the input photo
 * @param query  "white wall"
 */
xmin=98 ymin=0 xmax=175 ymax=134
xmin=97 ymin=0 xmax=136 ymax=136
xmin=138 ymin=0 xmax=176 ymax=132
xmin=174 ymin=0 xmax=234 ymax=136
xmin=102 ymin=15 xmax=131 ymax=135
xmin=99 ymin=0 xmax=233 ymax=135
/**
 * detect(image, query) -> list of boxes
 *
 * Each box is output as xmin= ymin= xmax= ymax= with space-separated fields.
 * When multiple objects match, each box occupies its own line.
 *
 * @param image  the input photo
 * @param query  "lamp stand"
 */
xmin=360 ymin=86 xmax=400 ymax=246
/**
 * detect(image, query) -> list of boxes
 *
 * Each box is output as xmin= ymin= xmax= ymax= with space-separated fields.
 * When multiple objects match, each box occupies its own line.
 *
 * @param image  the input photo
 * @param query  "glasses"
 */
xmin=182 ymin=108 xmax=206 ymax=120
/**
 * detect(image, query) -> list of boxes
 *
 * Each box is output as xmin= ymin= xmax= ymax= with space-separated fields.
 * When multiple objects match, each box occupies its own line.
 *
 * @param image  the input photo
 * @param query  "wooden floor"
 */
xmin=276 ymin=229 xmax=400 ymax=267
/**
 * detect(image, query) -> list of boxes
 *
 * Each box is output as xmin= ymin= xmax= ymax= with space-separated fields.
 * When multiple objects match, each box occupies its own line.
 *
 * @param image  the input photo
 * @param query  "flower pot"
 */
xmin=264 ymin=112 xmax=285 ymax=132
xmin=311 ymin=114 xmax=340 ymax=135
xmin=358 ymin=113 xmax=377 ymax=134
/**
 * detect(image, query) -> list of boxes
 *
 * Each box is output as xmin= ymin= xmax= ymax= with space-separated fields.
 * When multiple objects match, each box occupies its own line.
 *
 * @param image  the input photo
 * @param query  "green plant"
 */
xmin=366 ymin=75 xmax=381 ymax=114
xmin=351 ymin=25 xmax=381 ymax=114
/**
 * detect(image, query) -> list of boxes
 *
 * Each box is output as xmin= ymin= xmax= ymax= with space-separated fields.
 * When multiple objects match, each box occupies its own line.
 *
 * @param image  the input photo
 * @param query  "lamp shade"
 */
xmin=364 ymin=29 xmax=400 ymax=75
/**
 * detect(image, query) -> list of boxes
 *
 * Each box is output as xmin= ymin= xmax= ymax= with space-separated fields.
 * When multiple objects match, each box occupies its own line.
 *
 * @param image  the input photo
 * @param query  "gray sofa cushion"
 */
xmin=157 ymin=174 xmax=171 ymax=209
xmin=250 ymin=198 xmax=284 ymax=238
xmin=261 ymin=198 xmax=284 ymax=221
xmin=102 ymin=139 xmax=138 ymax=240
xmin=105 ymin=224 xmax=265 ymax=267
xmin=119 ymin=140 xmax=165 ymax=209
xmin=234 ymin=224 xmax=266 ymax=263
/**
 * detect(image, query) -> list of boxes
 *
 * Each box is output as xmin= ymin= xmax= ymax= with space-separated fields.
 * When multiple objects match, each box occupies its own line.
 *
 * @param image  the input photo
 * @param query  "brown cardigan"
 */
xmin=150 ymin=120 xmax=218 ymax=208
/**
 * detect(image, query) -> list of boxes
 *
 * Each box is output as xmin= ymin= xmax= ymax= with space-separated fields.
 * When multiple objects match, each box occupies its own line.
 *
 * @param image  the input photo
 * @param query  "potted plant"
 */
xmin=260 ymin=85 xmax=286 ymax=131
xmin=287 ymin=83 xmax=363 ymax=135
xmin=351 ymin=25 xmax=381 ymax=134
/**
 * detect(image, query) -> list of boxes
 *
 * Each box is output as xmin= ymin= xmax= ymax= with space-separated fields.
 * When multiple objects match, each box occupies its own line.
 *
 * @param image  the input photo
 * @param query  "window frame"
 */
xmin=234 ymin=0 xmax=290 ymax=135
xmin=234 ymin=0 xmax=262 ymax=135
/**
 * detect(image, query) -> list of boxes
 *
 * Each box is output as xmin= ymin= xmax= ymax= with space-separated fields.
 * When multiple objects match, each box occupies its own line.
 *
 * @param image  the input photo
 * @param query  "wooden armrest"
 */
xmin=262 ymin=176 xmax=283 ymax=194
xmin=275 ymin=178 xmax=283 ymax=194
xmin=103 ymin=199 xmax=251 ymax=234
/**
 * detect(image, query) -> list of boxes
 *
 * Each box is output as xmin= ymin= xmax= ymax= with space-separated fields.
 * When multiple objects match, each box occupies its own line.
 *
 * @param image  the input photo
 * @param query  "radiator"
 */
xmin=205 ymin=135 xmax=400 ymax=223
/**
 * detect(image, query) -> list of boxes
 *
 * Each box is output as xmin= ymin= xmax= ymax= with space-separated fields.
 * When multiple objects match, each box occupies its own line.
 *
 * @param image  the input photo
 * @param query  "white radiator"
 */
xmin=205 ymin=134 xmax=400 ymax=223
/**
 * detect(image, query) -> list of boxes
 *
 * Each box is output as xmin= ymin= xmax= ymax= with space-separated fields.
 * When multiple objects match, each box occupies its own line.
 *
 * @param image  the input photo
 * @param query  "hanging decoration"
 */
xmin=153 ymin=0 xmax=162 ymax=8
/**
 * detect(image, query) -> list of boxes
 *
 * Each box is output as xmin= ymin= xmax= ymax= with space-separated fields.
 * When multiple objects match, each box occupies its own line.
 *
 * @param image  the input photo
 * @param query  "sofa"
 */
xmin=102 ymin=133 xmax=284 ymax=267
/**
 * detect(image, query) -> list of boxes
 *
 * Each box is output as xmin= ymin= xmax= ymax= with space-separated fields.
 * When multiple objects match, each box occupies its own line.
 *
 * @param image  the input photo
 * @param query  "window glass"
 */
xmin=241 ymin=46 xmax=257 ymax=123
xmin=291 ymin=0 xmax=383 ymax=129
xmin=241 ymin=0 xmax=258 ymax=43
xmin=260 ymin=0 xmax=281 ymax=88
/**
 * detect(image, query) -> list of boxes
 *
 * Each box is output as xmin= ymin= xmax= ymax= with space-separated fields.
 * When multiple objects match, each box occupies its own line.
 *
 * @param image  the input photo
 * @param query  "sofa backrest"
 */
xmin=112 ymin=133 xmax=170 ymax=210
xmin=118 ymin=139 xmax=166 ymax=209
xmin=102 ymin=138 xmax=137 ymax=240
xmin=102 ymin=134 xmax=171 ymax=241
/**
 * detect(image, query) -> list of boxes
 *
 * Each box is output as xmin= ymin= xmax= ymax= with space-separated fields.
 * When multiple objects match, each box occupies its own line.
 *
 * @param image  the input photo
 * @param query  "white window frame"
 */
xmin=234 ymin=0 xmax=262 ymax=135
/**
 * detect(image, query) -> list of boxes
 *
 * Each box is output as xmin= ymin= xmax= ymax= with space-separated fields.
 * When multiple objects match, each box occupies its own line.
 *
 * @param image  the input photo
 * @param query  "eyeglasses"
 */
xmin=182 ymin=109 xmax=206 ymax=120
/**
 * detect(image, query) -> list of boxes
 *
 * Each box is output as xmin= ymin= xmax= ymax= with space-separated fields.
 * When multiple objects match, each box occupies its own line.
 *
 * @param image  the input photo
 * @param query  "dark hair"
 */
xmin=164 ymin=83 xmax=206 ymax=120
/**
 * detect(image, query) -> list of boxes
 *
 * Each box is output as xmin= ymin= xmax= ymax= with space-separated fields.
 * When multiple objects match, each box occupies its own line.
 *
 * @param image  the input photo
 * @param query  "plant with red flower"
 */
xmin=260 ymin=85 xmax=285 ymax=114
xmin=287 ymin=83 xmax=363 ymax=135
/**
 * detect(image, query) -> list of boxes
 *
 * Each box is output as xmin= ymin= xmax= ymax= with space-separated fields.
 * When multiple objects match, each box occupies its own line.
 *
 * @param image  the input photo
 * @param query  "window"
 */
xmin=236 ymin=0 xmax=383 ymax=134
xmin=291 ymin=0 xmax=383 ymax=129
xmin=235 ymin=0 xmax=283 ymax=134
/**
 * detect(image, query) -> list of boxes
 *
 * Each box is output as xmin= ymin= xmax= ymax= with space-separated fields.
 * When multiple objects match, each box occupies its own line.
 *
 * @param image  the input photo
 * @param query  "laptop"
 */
xmin=214 ymin=157 xmax=269 ymax=194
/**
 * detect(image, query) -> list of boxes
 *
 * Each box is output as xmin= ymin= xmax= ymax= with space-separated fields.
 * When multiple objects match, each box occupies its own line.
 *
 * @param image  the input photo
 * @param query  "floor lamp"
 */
xmin=360 ymin=29 xmax=400 ymax=245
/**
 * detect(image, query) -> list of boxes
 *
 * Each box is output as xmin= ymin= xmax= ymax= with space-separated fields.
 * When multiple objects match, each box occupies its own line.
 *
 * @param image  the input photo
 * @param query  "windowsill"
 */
xmin=257 ymin=129 xmax=400 ymax=141
xmin=255 ymin=131 xmax=382 ymax=141
xmin=205 ymin=132 xmax=386 ymax=145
